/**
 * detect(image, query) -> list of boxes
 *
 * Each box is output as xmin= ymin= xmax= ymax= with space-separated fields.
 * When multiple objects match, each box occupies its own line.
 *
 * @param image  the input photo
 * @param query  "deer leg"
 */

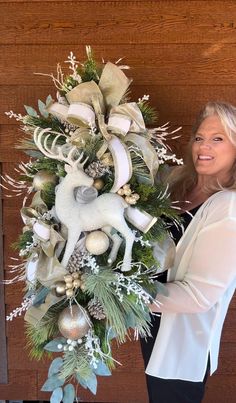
xmin=61 ymin=228 xmax=81 ymax=268
xmin=112 ymin=219 xmax=135 ymax=272
xmin=102 ymin=225 xmax=123 ymax=265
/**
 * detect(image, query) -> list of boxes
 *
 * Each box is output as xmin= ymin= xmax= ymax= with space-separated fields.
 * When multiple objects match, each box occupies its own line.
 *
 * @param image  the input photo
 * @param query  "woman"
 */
xmin=141 ymin=101 xmax=236 ymax=403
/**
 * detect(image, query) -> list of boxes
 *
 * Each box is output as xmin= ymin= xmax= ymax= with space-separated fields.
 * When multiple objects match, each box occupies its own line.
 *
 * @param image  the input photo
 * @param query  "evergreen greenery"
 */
xmin=138 ymin=100 xmax=158 ymax=125
xmin=12 ymin=230 xmax=34 ymax=252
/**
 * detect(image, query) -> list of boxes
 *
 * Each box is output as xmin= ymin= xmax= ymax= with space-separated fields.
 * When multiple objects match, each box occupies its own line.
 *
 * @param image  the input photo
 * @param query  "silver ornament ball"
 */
xmin=58 ymin=305 xmax=91 ymax=340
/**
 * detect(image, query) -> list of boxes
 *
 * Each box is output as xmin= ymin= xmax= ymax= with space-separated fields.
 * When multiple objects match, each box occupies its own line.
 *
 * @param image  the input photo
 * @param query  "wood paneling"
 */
xmin=0 ymin=173 xmax=8 ymax=384
xmin=1 ymin=1 xmax=236 ymax=402
xmin=3 ymin=44 xmax=236 ymax=86
xmin=2 ymin=1 xmax=236 ymax=45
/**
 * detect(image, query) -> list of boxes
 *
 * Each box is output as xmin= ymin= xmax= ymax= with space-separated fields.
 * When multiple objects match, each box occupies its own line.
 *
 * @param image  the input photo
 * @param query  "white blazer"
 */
xmin=146 ymin=190 xmax=236 ymax=381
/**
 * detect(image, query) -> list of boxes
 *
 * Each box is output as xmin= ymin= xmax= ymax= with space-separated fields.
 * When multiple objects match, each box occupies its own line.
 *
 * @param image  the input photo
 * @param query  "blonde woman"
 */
xmin=141 ymin=102 xmax=236 ymax=403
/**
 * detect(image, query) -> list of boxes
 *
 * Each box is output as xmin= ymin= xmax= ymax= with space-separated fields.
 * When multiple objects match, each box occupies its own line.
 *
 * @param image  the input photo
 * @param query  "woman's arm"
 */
xmin=150 ymin=217 xmax=236 ymax=314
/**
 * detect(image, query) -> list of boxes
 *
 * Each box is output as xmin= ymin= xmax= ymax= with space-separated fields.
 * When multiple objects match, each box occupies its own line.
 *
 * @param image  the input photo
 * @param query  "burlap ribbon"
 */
xmin=21 ymin=192 xmax=67 ymax=288
xmin=24 ymin=292 xmax=64 ymax=326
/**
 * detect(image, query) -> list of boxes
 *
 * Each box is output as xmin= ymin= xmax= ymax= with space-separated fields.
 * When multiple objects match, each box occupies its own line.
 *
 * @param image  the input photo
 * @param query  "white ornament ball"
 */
xmin=85 ymin=230 xmax=109 ymax=255
xmin=58 ymin=305 xmax=91 ymax=340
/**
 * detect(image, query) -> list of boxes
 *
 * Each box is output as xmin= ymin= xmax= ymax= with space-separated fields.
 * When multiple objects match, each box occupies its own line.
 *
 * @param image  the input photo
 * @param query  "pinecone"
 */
xmin=85 ymin=161 xmax=108 ymax=179
xmin=67 ymin=249 xmax=84 ymax=272
xmin=87 ymin=297 xmax=106 ymax=320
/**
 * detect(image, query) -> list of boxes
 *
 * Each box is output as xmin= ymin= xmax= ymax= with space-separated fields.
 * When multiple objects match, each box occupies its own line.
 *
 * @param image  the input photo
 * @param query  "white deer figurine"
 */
xmin=34 ymin=128 xmax=135 ymax=272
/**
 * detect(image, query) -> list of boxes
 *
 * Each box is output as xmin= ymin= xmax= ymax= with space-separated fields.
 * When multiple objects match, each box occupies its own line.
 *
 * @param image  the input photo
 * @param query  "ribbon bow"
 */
xmin=46 ymin=62 xmax=159 ymax=193
xmin=21 ymin=192 xmax=67 ymax=288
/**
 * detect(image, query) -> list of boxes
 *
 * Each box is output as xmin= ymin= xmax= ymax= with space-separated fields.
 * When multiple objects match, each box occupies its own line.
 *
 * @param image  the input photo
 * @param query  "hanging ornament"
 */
xmin=85 ymin=230 xmax=109 ymax=255
xmin=58 ymin=305 xmax=91 ymax=340
xmin=33 ymin=170 xmax=58 ymax=191
xmin=93 ymin=178 xmax=104 ymax=190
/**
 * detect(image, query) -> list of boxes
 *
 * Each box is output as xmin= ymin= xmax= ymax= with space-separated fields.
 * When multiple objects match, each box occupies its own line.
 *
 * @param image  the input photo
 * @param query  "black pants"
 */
xmin=140 ymin=315 xmax=209 ymax=403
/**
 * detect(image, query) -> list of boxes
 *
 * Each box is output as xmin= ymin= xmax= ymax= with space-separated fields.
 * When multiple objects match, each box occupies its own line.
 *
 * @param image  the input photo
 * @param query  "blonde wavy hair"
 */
xmin=166 ymin=101 xmax=236 ymax=202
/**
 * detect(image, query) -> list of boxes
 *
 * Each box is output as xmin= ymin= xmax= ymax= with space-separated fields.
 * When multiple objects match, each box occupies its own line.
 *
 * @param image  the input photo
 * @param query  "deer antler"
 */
xmin=33 ymin=127 xmax=88 ymax=167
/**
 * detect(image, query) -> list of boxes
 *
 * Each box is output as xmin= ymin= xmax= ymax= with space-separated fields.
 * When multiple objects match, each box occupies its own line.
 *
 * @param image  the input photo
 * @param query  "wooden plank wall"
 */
xmin=0 ymin=0 xmax=236 ymax=401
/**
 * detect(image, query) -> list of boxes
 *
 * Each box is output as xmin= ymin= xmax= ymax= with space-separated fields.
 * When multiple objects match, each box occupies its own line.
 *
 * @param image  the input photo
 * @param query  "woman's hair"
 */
xmin=166 ymin=101 xmax=236 ymax=201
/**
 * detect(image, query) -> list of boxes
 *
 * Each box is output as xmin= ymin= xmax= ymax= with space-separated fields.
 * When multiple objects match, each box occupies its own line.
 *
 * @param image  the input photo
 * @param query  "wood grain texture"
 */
xmin=2 ymin=1 xmax=236 ymax=45
xmin=0 ymin=170 xmax=8 ymax=384
xmin=3 ymin=44 xmax=236 ymax=86
xmin=0 ymin=370 xmax=38 ymax=400
xmin=1 ymin=1 xmax=236 ymax=402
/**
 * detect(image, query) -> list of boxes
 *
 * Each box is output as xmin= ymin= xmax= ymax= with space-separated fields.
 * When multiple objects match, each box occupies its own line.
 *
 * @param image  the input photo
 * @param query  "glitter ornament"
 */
xmin=33 ymin=170 xmax=58 ymax=190
xmin=58 ymin=305 xmax=91 ymax=340
xmin=85 ymin=230 xmax=109 ymax=255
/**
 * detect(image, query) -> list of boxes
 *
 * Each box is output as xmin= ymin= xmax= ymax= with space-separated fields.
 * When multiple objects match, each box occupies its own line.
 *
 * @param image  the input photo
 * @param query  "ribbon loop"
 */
xmin=45 ymin=61 xmax=159 ymax=190
xmin=99 ymin=62 xmax=132 ymax=108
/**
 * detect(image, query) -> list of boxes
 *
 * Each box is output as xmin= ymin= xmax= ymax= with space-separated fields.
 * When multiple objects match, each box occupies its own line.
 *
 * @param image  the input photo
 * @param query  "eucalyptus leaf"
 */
xmin=41 ymin=374 xmax=64 ymax=392
xmin=63 ymin=384 xmax=75 ymax=403
xmin=33 ymin=287 xmax=50 ymax=306
xmin=155 ymin=280 xmax=169 ymax=297
xmin=48 ymin=357 xmax=64 ymax=378
xmin=107 ymin=327 xmax=116 ymax=340
xmin=38 ymin=99 xmax=49 ymax=118
xmin=136 ymin=174 xmax=152 ymax=185
xmin=86 ymin=372 xmax=97 ymax=395
xmin=24 ymin=105 xmax=38 ymax=117
xmin=24 ymin=150 xmax=43 ymax=158
xmin=46 ymin=95 xmax=53 ymax=106
xmin=125 ymin=312 xmax=136 ymax=329
xmin=76 ymin=373 xmax=88 ymax=390
xmin=50 ymin=387 xmax=63 ymax=403
xmin=44 ymin=337 xmax=66 ymax=352
xmin=93 ymin=360 xmax=111 ymax=376
xmin=23 ymin=288 xmax=35 ymax=299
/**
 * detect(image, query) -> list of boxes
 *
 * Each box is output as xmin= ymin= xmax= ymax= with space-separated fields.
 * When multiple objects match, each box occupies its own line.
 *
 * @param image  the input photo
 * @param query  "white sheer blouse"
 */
xmin=146 ymin=190 xmax=236 ymax=381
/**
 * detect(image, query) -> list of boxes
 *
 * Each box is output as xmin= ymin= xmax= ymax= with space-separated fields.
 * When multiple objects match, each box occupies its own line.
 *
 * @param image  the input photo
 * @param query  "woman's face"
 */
xmin=192 ymin=114 xmax=236 ymax=185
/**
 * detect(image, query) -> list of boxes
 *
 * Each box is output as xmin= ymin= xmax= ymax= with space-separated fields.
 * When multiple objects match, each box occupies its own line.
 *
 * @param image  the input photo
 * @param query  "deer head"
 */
xmin=33 ymin=127 xmax=94 ymax=187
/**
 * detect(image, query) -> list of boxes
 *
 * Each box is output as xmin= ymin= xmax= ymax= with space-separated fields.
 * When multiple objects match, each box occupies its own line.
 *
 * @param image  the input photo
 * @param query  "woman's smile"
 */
xmin=192 ymin=115 xmax=236 ymax=185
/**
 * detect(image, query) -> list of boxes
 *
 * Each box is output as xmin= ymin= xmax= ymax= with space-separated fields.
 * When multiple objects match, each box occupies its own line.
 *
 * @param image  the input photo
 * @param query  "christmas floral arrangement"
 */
xmin=3 ymin=47 xmax=182 ymax=402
